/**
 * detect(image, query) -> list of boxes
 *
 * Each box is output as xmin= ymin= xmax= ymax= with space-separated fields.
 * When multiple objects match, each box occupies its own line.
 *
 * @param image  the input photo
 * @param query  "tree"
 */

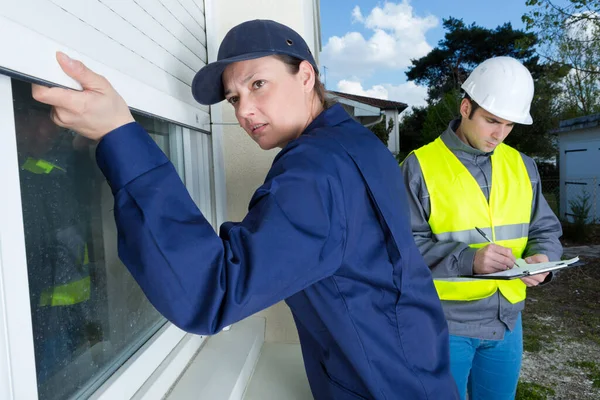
xmin=558 ymin=36 xmax=600 ymax=116
xmin=523 ymin=0 xmax=600 ymax=62
xmin=406 ymin=18 xmax=540 ymax=101
xmin=523 ymin=0 xmax=600 ymax=116
xmin=370 ymin=117 xmax=394 ymax=147
xmin=504 ymin=67 xmax=564 ymax=158
xmin=421 ymin=90 xmax=461 ymax=144
xmin=404 ymin=17 xmax=567 ymax=158
xmin=397 ymin=106 xmax=428 ymax=161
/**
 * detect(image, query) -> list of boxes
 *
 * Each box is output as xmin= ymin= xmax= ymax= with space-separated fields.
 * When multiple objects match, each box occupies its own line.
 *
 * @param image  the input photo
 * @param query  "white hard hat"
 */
xmin=461 ymin=56 xmax=534 ymax=125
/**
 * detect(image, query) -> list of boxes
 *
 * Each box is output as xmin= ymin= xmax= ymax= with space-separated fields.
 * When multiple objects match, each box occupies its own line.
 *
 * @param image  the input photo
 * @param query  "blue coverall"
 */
xmin=96 ymin=104 xmax=459 ymax=399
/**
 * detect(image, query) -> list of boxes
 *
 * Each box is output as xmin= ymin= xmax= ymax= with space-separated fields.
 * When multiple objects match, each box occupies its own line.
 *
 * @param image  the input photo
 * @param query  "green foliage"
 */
xmin=523 ymin=0 xmax=600 ymax=117
xmin=569 ymin=190 xmax=593 ymax=225
xmin=421 ymin=90 xmax=461 ymax=144
xmin=515 ymin=382 xmax=556 ymax=400
xmin=523 ymin=1 xmax=600 ymax=47
xmin=397 ymin=106 xmax=428 ymax=157
xmin=503 ymin=64 xmax=565 ymax=158
xmin=369 ymin=117 xmax=394 ymax=147
xmin=562 ymin=190 xmax=594 ymax=242
xmin=558 ymin=34 xmax=600 ymax=116
xmin=406 ymin=17 xmax=540 ymax=101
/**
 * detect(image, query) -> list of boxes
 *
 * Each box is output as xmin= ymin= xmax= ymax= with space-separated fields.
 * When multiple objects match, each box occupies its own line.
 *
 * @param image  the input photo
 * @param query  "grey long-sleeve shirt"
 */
xmin=401 ymin=120 xmax=563 ymax=340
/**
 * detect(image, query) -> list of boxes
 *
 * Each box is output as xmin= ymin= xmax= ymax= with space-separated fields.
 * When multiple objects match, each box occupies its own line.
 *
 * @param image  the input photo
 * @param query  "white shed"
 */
xmin=556 ymin=114 xmax=600 ymax=222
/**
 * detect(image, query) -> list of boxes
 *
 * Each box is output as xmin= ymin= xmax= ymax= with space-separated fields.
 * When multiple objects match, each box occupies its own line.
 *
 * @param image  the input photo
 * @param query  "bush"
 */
xmin=569 ymin=190 xmax=593 ymax=226
xmin=370 ymin=118 xmax=394 ymax=147
xmin=563 ymin=190 xmax=594 ymax=243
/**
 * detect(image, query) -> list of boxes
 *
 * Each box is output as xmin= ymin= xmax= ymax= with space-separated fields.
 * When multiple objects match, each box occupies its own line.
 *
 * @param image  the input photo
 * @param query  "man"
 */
xmin=401 ymin=56 xmax=563 ymax=400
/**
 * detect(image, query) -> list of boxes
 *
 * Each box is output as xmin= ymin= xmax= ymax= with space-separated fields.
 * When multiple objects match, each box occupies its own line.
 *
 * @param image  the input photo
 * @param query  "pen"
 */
xmin=475 ymin=226 xmax=517 ymax=269
xmin=475 ymin=227 xmax=493 ymax=243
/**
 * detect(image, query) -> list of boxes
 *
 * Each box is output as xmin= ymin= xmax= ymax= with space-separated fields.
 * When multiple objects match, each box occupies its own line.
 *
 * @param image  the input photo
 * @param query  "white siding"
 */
xmin=0 ymin=0 xmax=209 ymax=128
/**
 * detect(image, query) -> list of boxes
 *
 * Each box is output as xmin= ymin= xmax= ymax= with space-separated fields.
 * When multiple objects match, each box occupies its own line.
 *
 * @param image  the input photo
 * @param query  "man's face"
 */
xmin=457 ymin=99 xmax=516 ymax=153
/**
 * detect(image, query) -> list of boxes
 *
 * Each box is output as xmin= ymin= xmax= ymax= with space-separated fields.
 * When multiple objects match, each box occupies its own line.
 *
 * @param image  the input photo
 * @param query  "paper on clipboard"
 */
xmin=471 ymin=256 xmax=580 ymax=279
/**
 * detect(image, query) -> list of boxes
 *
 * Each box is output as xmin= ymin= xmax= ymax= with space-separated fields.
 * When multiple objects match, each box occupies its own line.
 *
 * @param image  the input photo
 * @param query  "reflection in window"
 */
xmin=11 ymin=79 xmax=212 ymax=399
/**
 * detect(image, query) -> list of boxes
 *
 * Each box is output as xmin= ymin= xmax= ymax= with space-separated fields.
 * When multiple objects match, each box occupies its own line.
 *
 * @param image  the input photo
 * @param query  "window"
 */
xmin=10 ymin=78 xmax=213 ymax=399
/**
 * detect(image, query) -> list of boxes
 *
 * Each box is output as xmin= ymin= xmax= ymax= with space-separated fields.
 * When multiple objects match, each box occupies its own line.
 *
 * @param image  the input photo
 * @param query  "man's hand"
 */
xmin=473 ymin=244 xmax=516 ymax=274
xmin=32 ymin=52 xmax=134 ymax=141
xmin=521 ymin=254 xmax=550 ymax=287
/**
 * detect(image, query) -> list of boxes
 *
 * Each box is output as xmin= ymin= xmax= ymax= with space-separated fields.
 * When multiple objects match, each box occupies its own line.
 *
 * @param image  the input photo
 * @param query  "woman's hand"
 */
xmin=32 ymin=52 xmax=134 ymax=141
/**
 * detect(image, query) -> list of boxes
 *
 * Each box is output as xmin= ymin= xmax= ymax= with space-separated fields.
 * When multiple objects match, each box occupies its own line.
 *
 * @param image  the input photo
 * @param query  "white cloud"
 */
xmin=566 ymin=12 xmax=600 ymax=40
xmin=351 ymin=5 xmax=363 ymax=23
xmin=337 ymin=80 xmax=389 ymax=99
xmin=321 ymin=1 xmax=438 ymax=79
xmin=336 ymin=79 xmax=428 ymax=108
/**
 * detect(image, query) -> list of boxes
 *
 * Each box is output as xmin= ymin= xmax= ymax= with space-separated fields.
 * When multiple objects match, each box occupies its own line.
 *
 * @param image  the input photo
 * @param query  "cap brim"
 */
xmin=192 ymin=51 xmax=277 ymax=105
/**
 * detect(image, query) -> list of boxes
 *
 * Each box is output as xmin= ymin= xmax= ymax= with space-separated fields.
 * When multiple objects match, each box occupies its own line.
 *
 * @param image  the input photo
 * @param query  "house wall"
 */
xmin=209 ymin=0 xmax=321 ymax=344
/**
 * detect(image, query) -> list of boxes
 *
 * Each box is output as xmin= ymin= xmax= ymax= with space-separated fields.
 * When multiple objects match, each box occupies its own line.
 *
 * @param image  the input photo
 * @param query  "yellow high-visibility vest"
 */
xmin=39 ymin=276 xmax=91 ymax=306
xmin=21 ymin=157 xmax=91 ymax=307
xmin=39 ymin=245 xmax=91 ymax=307
xmin=414 ymin=137 xmax=532 ymax=304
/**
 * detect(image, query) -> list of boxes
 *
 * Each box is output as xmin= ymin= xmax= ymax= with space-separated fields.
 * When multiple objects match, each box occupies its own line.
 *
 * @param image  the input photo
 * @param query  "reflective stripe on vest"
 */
xmin=414 ymin=138 xmax=532 ymax=304
xmin=40 ymin=245 xmax=90 ymax=307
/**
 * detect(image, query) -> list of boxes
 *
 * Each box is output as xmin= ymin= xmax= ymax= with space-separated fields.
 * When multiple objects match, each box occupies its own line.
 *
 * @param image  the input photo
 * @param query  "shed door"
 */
xmin=564 ymin=140 xmax=600 ymax=222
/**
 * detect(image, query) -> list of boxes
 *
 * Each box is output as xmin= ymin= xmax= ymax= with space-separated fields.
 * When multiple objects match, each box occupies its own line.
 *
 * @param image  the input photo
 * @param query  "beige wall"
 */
xmin=208 ymin=0 xmax=320 ymax=343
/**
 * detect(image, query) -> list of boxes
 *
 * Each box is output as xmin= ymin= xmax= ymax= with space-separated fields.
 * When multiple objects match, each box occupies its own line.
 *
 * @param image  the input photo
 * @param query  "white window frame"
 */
xmin=0 ymin=10 xmax=225 ymax=399
xmin=0 ymin=73 xmax=39 ymax=400
xmin=0 ymin=2 xmax=209 ymax=128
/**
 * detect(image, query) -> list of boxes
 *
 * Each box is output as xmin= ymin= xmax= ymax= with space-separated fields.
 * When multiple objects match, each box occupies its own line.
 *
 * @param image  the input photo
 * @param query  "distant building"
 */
xmin=328 ymin=91 xmax=408 ymax=155
xmin=555 ymin=113 xmax=600 ymax=222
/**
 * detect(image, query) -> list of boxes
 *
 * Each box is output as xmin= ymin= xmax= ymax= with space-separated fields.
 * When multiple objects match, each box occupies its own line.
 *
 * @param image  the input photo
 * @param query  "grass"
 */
xmin=568 ymin=361 xmax=600 ymax=388
xmin=516 ymin=381 xmax=556 ymax=400
xmin=519 ymin=260 xmax=600 ymax=398
xmin=524 ymin=262 xmax=600 ymax=347
xmin=523 ymin=319 xmax=548 ymax=352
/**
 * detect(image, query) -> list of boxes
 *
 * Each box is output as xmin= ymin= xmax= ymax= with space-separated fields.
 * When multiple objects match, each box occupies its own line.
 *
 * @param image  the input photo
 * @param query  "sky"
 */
xmin=318 ymin=0 xmax=538 ymax=108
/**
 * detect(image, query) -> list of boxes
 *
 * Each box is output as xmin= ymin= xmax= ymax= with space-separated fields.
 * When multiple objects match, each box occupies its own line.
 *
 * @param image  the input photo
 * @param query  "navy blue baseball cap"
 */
xmin=191 ymin=19 xmax=318 ymax=105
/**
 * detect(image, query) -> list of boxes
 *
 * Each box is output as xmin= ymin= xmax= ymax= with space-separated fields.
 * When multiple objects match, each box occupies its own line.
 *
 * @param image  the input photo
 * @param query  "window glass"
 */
xmin=10 ymin=78 xmax=210 ymax=399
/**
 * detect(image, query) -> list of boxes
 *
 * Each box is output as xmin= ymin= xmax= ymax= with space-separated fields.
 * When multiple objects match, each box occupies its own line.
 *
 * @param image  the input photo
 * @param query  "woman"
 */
xmin=34 ymin=19 xmax=458 ymax=400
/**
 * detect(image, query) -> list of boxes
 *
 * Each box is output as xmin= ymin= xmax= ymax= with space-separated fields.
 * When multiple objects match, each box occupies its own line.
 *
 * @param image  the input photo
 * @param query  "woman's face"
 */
xmin=222 ymin=56 xmax=318 ymax=150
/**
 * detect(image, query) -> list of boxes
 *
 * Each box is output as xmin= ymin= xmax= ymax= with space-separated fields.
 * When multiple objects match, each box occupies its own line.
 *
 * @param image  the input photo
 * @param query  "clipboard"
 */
xmin=458 ymin=256 xmax=581 ymax=280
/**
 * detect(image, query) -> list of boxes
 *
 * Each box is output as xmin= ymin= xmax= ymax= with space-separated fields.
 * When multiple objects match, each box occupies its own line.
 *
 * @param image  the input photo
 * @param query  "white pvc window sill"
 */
xmin=165 ymin=317 xmax=265 ymax=400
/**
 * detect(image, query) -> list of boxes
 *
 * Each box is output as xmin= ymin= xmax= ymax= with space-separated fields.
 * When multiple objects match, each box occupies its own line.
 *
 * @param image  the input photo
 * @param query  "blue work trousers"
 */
xmin=449 ymin=314 xmax=523 ymax=400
